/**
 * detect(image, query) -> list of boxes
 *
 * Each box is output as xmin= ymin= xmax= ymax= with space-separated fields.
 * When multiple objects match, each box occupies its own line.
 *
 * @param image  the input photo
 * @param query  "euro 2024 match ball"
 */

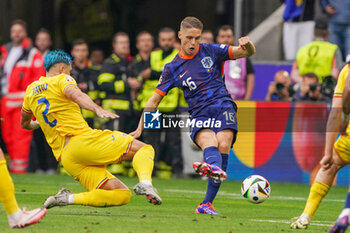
xmin=241 ymin=175 xmax=271 ymax=204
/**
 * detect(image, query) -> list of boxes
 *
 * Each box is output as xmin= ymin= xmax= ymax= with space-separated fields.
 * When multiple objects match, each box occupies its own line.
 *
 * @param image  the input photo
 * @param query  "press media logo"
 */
xmin=143 ymin=110 xmax=162 ymax=129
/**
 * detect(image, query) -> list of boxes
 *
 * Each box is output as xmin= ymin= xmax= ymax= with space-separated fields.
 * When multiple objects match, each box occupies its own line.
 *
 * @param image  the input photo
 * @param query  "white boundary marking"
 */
xmin=164 ymin=189 xmax=344 ymax=202
xmin=15 ymin=192 xmax=46 ymax=195
xmin=250 ymin=219 xmax=333 ymax=227
xmin=13 ymin=187 xmax=338 ymax=228
xmin=15 ymin=188 xmax=345 ymax=203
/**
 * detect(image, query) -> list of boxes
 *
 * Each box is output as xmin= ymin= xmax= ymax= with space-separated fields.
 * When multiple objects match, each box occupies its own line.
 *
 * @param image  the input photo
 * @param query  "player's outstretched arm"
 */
xmin=231 ymin=36 xmax=256 ymax=59
xmin=20 ymin=110 xmax=40 ymax=130
xmin=64 ymin=85 xmax=119 ymax=119
xmin=130 ymin=92 xmax=164 ymax=138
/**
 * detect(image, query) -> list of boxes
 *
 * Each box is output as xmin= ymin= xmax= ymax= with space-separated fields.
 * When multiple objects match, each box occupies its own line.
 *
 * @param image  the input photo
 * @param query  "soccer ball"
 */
xmin=241 ymin=175 xmax=271 ymax=204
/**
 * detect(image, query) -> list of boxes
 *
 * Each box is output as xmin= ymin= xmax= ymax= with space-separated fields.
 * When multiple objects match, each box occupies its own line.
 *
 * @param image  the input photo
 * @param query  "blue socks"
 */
xmin=221 ymin=153 xmax=228 ymax=171
xmin=202 ymin=152 xmax=228 ymax=204
xmin=345 ymin=193 xmax=350 ymax=208
xmin=336 ymin=193 xmax=350 ymax=219
xmin=203 ymin=147 xmax=222 ymax=167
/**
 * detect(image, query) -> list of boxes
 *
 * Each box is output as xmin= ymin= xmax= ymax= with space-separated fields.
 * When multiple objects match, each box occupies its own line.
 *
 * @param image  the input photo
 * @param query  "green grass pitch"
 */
xmin=0 ymin=174 xmax=347 ymax=233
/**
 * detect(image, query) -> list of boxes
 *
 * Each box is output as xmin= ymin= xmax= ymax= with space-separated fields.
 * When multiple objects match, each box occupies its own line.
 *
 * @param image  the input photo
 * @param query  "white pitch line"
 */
xmin=13 ymin=188 xmax=345 ymax=203
xmin=250 ymin=219 xmax=333 ymax=227
xmin=15 ymin=192 xmax=48 ymax=195
xmin=164 ymin=189 xmax=344 ymax=202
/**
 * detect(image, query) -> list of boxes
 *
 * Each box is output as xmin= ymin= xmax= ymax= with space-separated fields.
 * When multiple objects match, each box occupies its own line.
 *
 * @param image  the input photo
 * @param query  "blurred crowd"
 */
xmin=0 ymin=0 xmax=349 ymax=178
xmin=269 ymin=0 xmax=350 ymax=102
xmin=1 ymin=21 xmax=256 ymax=178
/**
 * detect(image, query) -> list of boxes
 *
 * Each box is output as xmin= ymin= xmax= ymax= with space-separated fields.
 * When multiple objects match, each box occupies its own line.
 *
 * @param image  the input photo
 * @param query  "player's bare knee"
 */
xmin=101 ymin=179 xmax=129 ymax=190
xmin=132 ymin=139 xmax=147 ymax=151
xmin=322 ymin=162 xmax=342 ymax=175
xmin=331 ymin=162 xmax=343 ymax=173
xmin=195 ymin=130 xmax=218 ymax=149
xmin=218 ymin=141 xmax=230 ymax=154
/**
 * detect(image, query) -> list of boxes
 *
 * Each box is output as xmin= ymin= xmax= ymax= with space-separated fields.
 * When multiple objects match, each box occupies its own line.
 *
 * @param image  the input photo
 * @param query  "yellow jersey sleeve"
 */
xmin=58 ymin=75 xmax=78 ymax=94
xmin=22 ymin=84 xmax=33 ymax=113
xmin=334 ymin=65 xmax=350 ymax=98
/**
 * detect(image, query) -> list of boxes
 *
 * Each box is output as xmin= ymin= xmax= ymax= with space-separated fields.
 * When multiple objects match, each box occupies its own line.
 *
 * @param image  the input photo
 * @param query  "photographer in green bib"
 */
xmin=139 ymin=27 xmax=184 ymax=178
xmin=291 ymin=19 xmax=344 ymax=99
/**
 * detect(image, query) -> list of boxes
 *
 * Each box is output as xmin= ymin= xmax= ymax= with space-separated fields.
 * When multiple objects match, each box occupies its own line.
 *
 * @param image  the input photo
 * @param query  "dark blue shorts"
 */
xmin=190 ymin=101 xmax=238 ymax=146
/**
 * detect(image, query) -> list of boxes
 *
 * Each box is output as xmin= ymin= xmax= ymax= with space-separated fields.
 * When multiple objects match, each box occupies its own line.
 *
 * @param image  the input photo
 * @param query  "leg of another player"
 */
xmin=291 ymin=149 xmax=345 ymax=229
xmin=0 ymin=150 xmax=20 ymax=217
xmin=70 ymin=178 xmax=132 ymax=207
xmin=329 ymin=182 xmax=350 ymax=232
xmin=0 ymin=149 xmax=46 ymax=228
xmin=52 ymin=140 xmax=161 ymax=208
xmin=124 ymin=139 xmax=154 ymax=184
xmin=123 ymin=139 xmax=162 ymax=204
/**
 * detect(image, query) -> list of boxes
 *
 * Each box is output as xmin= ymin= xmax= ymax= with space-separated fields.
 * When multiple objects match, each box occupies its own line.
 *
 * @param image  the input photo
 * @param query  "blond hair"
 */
xmin=180 ymin=17 xmax=203 ymax=31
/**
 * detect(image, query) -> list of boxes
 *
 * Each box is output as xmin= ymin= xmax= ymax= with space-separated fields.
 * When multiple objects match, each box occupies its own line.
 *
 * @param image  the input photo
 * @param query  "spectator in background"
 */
xmin=291 ymin=19 xmax=343 ymax=86
xmin=124 ymin=31 xmax=154 ymax=178
xmin=30 ymin=28 xmax=55 ymax=174
xmin=139 ymin=27 xmax=183 ymax=178
xmin=216 ymin=25 xmax=255 ymax=100
xmin=266 ymin=70 xmax=294 ymax=101
xmin=139 ymin=28 xmax=179 ymax=111
xmin=282 ymin=0 xmax=315 ymax=61
xmin=71 ymin=39 xmax=100 ymax=128
xmin=320 ymin=0 xmax=350 ymax=60
xmin=98 ymin=33 xmax=140 ymax=176
xmin=129 ymin=31 xmax=154 ymax=114
xmin=292 ymin=72 xmax=331 ymax=102
xmin=35 ymin=28 xmax=52 ymax=58
xmin=98 ymin=32 xmax=140 ymax=132
xmin=90 ymin=48 xmax=104 ymax=67
xmin=0 ymin=19 xmax=45 ymax=173
xmin=200 ymin=30 xmax=214 ymax=44
xmin=174 ymin=39 xmax=181 ymax=51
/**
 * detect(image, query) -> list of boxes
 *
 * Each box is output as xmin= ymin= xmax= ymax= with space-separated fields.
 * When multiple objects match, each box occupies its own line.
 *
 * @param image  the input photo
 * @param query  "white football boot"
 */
xmin=9 ymin=208 xmax=46 ymax=228
xmin=290 ymin=213 xmax=312 ymax=229
xmin=133 ymin=183 xmax=162 ymax=205
xmin=43 ymin=188 xmax=72 ymax=209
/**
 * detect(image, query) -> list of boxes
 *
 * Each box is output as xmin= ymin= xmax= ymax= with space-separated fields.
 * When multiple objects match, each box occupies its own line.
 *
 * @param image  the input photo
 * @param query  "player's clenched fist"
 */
xmin=238 ymin=36 xmax=256 ymax=56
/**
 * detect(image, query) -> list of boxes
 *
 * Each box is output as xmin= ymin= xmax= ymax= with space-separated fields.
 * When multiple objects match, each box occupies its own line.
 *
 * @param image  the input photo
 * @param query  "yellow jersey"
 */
xmin=22 ymin=73 xmax=91 ymax=160
xmin=334 ymin=64 xmax=350 ymax=98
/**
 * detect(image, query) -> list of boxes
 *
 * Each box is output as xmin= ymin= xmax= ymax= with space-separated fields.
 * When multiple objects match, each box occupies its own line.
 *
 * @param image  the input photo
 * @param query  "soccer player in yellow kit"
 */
xmin=20 ymin=50 xmax=162 ymax=209
xmin=291 ymin=63 xmax=350 ymax=230
xmin=328 ymin=62 xmax=350 ymax=233
xmin=0 ymin=148 xmax=46 ymax=228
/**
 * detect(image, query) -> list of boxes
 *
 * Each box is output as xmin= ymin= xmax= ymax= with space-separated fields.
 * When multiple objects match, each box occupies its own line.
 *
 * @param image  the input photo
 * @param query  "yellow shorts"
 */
xmin=334 ymin=134 xmax=350 ymax=164
xmin=61 ymin=129 xmax=134 ymax=191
